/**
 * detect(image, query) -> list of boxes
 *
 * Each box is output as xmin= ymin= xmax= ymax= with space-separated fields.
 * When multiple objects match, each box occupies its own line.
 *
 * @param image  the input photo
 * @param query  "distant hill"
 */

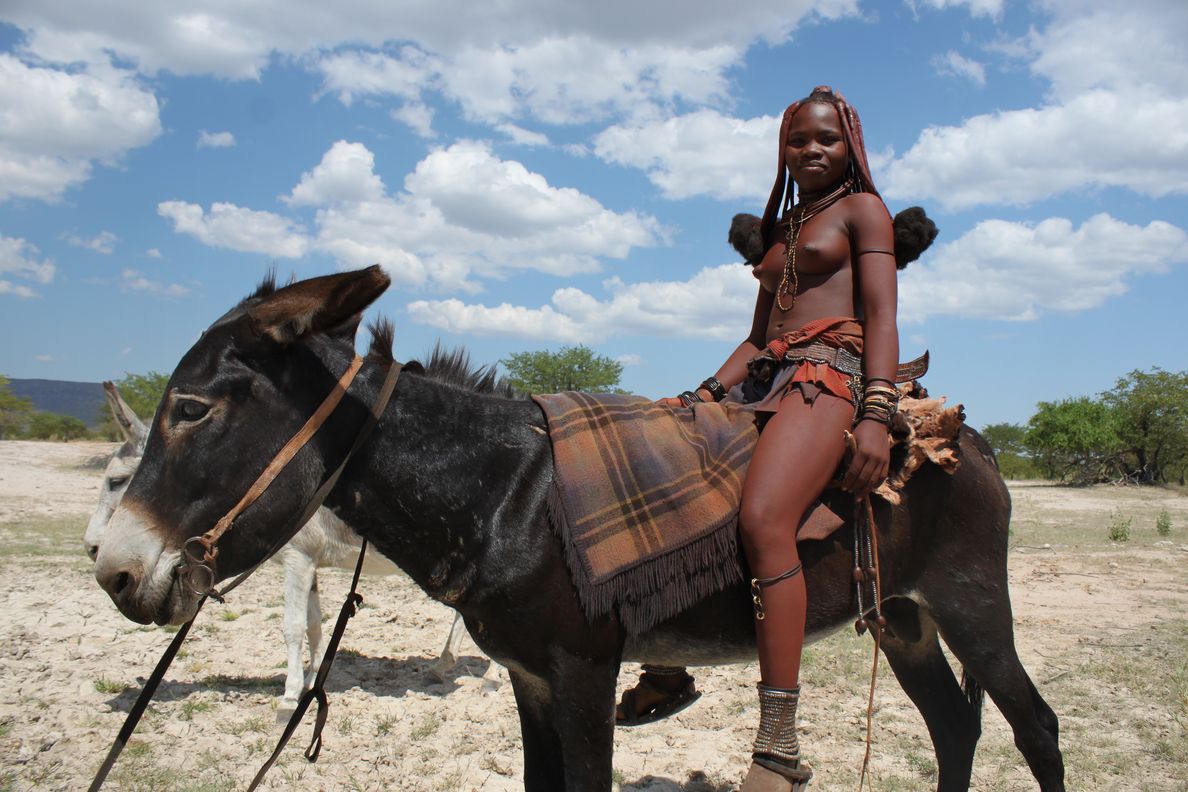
xmin=8 ymin=379 xmax=106 ymax=427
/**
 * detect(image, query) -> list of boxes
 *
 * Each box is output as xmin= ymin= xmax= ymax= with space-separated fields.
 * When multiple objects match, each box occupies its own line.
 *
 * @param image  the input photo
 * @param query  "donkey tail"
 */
xmin=960 ymin=668 xmax=985 ymax=717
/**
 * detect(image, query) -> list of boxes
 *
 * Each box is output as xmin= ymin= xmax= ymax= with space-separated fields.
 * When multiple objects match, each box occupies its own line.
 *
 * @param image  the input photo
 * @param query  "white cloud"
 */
xmin=616 ymin=353 xmax=643 ymax=366
xmin=594 ymin=109 xmax=779 ymax=200
xmin=885 ymin=1 xmax=1188 ymax=209
xmin=407 ymin=262 xmax=757 ymax=342
xmin=885 ymin=89 xmax=1188 ymax=210
xmin=164 ymin=140 xmax=664 ymax=289
xmin=34 ymin=354 xmax=54 ymax=362
xmin=310 ymin=139 xmax=664 ymax=288
xmin=6 ymin=1 xmax=860 ymax=127
xmin=932 ymin=50 xmax=986 ymax=86
xmin=0 ymin=235 xmax=55 ymax=298
xmin=284 ymin=140 xmax=387 ymax=206
xmin=495 ymin=123 xmax=550 ymax=147
xmin=915 ymin=0 xmax=1002 ymax=17
xmin=67 ymin=230 xmax=119 ymax=254
xmin=899 ymin=213 xmax=1188 ymax=323
xmin=0 ymin=54 xmax=161 ymax=203
xmin=120 ymin=269 xmax=190 ymax=297
xmin=145 ymin=248 xmax=162 ymax=258
xmin=197 ymin=130 xmax=236 ymax=148
xmin=157 ymin=201 xmax=311 ymax=258
xmin=0 ymin=282 xmax=37 ymax=298
xmin=315 ymin=48 xmax=436 ymax=105
xmin=390 ymin=103 xmax=435 ymax=138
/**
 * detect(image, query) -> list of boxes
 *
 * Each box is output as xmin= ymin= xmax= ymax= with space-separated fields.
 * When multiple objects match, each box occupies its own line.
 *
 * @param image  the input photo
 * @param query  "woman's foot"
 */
xmin=615 ymin=668 xmax=700 ymax=727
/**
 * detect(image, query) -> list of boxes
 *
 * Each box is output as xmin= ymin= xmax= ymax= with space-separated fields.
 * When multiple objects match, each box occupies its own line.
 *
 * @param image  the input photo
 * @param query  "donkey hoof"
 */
xmin=276 ymin=701 xmax=298 ymax=722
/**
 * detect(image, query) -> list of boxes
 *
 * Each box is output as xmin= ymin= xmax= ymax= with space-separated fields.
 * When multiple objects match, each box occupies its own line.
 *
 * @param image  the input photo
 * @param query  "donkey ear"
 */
xmin=247 ymin=265 xmax=390 ymax=345
xmin=103 ymin=381 xmax=148 ymax=450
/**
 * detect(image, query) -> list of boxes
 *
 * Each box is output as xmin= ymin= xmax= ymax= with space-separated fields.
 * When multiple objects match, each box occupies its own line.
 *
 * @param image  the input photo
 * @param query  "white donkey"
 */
xmin=84 ymin=382 xmax=499 ymax=714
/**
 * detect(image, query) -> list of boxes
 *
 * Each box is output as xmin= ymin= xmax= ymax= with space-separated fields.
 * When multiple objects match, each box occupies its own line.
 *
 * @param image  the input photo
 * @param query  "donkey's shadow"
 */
xmin=103 ymin=651 xmax=495 ymax=712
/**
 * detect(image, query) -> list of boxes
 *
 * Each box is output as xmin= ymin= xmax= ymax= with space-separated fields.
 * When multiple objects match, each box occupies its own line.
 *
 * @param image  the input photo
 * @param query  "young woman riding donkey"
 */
xmin=92 ymin=90 xmax=1065 ymax=792
xmin=631 ymin=85 xmax=914 ymax=789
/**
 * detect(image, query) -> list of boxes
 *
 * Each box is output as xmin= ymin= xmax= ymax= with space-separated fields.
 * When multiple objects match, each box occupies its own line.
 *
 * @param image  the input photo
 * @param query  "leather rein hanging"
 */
xmin=89 ymin=354 xmax=404 ymax=792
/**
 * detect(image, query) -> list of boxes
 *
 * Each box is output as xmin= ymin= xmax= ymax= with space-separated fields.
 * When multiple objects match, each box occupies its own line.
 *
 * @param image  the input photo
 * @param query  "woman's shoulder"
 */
xmin=839 ymin=192 xmax=892 ymax=226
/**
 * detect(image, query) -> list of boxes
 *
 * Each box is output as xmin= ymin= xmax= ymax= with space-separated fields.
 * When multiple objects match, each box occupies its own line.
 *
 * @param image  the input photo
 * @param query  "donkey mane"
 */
xmin=416 ymin=342 xmax=519 ymax=399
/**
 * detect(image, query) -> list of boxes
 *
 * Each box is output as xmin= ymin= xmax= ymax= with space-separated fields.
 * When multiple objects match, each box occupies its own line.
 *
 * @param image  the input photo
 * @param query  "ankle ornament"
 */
xmin=752 ymin=684 xmax=813 ymax=786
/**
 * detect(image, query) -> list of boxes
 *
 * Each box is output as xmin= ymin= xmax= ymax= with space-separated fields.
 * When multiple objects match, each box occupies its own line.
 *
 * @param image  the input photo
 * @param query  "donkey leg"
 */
xmin=304 ymin=572 xmax=324 ymax=685
xmin=880 ymin=600 xmax=980 ymax=792
xmin=280 ymin=555 xmax=318 ymax=712
xmin=931 ymin=596 xmax=1065 ymax=791
xmin=432 ymin=611 xmax=467 ymax=682
xmin=508 ymin=669 xmax=565 ymax=792
xmin=548 ymin=651 xmax=619 ymax=792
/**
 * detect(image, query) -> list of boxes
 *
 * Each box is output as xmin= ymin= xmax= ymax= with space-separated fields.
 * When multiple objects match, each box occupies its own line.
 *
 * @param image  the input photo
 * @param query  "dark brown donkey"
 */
xmin=93 ymin=266 xmax=1064 ymax=792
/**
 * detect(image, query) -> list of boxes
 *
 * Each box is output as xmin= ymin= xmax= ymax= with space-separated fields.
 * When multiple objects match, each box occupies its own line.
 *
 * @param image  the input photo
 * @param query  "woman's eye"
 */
xmin=174 ymin=399 xmax=210 ymax=423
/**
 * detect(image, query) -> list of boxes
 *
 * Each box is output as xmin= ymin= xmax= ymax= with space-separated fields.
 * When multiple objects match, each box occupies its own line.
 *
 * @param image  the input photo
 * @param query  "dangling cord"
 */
xmin=857 ymin=495 xmax=884 ymax=792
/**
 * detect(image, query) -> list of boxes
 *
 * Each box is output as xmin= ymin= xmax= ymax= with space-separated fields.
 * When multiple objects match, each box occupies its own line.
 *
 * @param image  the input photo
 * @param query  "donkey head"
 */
xmin=93 ymin=266 xmax=390 ymax=624
xmin=83 ymin=382 xmax=149 ymax=561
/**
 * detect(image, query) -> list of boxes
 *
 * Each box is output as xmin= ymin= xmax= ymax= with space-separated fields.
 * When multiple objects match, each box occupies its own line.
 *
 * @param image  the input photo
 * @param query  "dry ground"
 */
xmin=0 ymin=439 xmax=1185 ymax=791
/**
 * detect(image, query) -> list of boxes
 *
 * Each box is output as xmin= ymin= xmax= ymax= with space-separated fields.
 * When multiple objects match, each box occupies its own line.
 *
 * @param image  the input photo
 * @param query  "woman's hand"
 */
xmin=656 ymin=396 xmax=686 ymax=408
xmin=841 ymin=419 xmax=891 ymax=498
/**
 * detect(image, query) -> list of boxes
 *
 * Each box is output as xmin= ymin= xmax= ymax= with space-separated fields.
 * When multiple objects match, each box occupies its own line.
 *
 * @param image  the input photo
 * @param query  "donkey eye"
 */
xmin=107 ymin=476 xmax=129 ymax=490
xmin=173 ymin=399 xmax=210 ymax=423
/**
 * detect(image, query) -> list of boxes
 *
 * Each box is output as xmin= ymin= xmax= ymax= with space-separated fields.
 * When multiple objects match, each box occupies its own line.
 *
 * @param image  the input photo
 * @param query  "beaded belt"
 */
xmin=782 ymin=343 xmax=929 ymax=384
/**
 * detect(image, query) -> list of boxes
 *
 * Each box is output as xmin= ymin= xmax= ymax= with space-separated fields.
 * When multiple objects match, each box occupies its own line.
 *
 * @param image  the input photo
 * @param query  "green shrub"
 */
xmin=1156 ymin=509 xmax=1172 ymax=537
xmin=1107 ymin=512 xmax=1132 ymax=542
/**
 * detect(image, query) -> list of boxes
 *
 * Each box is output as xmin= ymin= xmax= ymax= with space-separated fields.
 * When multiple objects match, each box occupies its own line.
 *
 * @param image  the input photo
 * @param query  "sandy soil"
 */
xmin=0 ymin=440 xmax=1185 ymax=791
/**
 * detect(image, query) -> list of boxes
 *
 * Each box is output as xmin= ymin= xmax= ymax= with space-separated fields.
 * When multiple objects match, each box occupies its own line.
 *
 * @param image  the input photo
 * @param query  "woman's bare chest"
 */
xmin=753 ymin=219 xmax=852 ymax=295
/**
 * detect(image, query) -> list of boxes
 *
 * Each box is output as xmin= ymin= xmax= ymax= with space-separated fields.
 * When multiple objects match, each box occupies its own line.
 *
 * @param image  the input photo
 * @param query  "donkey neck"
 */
xmin=324 ymin=368 xmax=552 ymax=607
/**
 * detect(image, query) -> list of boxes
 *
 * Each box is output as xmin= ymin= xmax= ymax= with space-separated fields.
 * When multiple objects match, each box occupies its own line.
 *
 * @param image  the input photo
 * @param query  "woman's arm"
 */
xmin=843 ymin=194 xmax=898 ymax=496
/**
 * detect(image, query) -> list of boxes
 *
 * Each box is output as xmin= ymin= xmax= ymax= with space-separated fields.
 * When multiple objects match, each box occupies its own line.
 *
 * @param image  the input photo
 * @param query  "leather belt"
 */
xmin=783 ymin=343 xmax=929 ymax=384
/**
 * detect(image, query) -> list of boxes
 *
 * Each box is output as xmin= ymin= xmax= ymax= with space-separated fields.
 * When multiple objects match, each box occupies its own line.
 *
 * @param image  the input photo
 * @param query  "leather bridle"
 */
xmin=90 ymin=354 xmax=406 ymax=791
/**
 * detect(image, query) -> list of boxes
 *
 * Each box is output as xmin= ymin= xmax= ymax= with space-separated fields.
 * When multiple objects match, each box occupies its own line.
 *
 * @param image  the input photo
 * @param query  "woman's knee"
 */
xmin=738 ymin=504 xmax=798 ymax=558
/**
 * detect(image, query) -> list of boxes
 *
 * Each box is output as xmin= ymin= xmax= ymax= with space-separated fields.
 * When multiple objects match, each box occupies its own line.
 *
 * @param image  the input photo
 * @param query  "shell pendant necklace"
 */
xmin=776 ymin=178 xmax=852 ymax=312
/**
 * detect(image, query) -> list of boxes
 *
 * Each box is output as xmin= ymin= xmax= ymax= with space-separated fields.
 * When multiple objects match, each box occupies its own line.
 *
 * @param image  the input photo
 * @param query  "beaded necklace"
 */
xmin=776 ymin=178 xmax=853 ymax=312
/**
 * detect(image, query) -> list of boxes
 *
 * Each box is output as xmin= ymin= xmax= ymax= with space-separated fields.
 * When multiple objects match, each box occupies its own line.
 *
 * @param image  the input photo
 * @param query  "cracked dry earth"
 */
xmin=0 ymin=440 xmax=1185 ymax=791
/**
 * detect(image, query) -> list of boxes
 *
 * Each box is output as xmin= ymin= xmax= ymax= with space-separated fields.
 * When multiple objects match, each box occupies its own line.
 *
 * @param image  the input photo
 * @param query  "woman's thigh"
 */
xmin=740 ymin=390 xmax=854 ymax=542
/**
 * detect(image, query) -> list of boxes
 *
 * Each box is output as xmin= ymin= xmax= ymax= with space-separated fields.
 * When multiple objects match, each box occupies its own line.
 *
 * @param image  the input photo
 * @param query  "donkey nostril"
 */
xmin=112 ymin=571 xmax=133 ymax=597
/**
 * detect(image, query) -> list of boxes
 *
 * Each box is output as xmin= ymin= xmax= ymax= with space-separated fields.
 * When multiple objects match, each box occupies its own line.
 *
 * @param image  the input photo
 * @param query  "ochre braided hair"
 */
xmin=759 ymin=86 xmax=887 ymax=248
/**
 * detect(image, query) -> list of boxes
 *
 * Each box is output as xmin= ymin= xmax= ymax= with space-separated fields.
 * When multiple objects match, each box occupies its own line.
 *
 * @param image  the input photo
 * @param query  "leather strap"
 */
xmin=89 ymin=356 xmax=404 ymax=790
xmin=247 ymin=539 xmax=371 ymax=789
xmin=87 ymin=600 xmax=205 ymax=792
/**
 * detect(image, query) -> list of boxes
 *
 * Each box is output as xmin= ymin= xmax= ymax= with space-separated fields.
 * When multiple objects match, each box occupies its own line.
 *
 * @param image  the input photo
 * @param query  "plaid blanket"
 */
xmin=533 ymin=392 xmax=758 ymax=634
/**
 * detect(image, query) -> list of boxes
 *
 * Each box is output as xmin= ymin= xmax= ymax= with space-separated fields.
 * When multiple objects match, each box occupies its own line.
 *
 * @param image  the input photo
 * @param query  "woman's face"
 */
xmin=784 ymin=102 xmax=848 ymax=193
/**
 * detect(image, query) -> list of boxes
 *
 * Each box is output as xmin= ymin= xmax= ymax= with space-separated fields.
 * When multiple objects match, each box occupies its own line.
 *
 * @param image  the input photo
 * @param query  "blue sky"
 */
xmin=1 ymin=0 xmax=1185 ymax=428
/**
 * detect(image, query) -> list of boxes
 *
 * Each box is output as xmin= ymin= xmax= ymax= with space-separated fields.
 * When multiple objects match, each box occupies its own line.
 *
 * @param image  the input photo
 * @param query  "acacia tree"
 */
xmin=0 ymin=375 xmax=33 ymax=439
xmin=500 ymin=345 xmax=624 ymax=394
xmin=1102 ymin=368 xmax=1188 ymax=484
xmin=980 ymin=422 xmax=1039 ymax=479
xmin=1024 ymin=397 xmax=1123 ymax=484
